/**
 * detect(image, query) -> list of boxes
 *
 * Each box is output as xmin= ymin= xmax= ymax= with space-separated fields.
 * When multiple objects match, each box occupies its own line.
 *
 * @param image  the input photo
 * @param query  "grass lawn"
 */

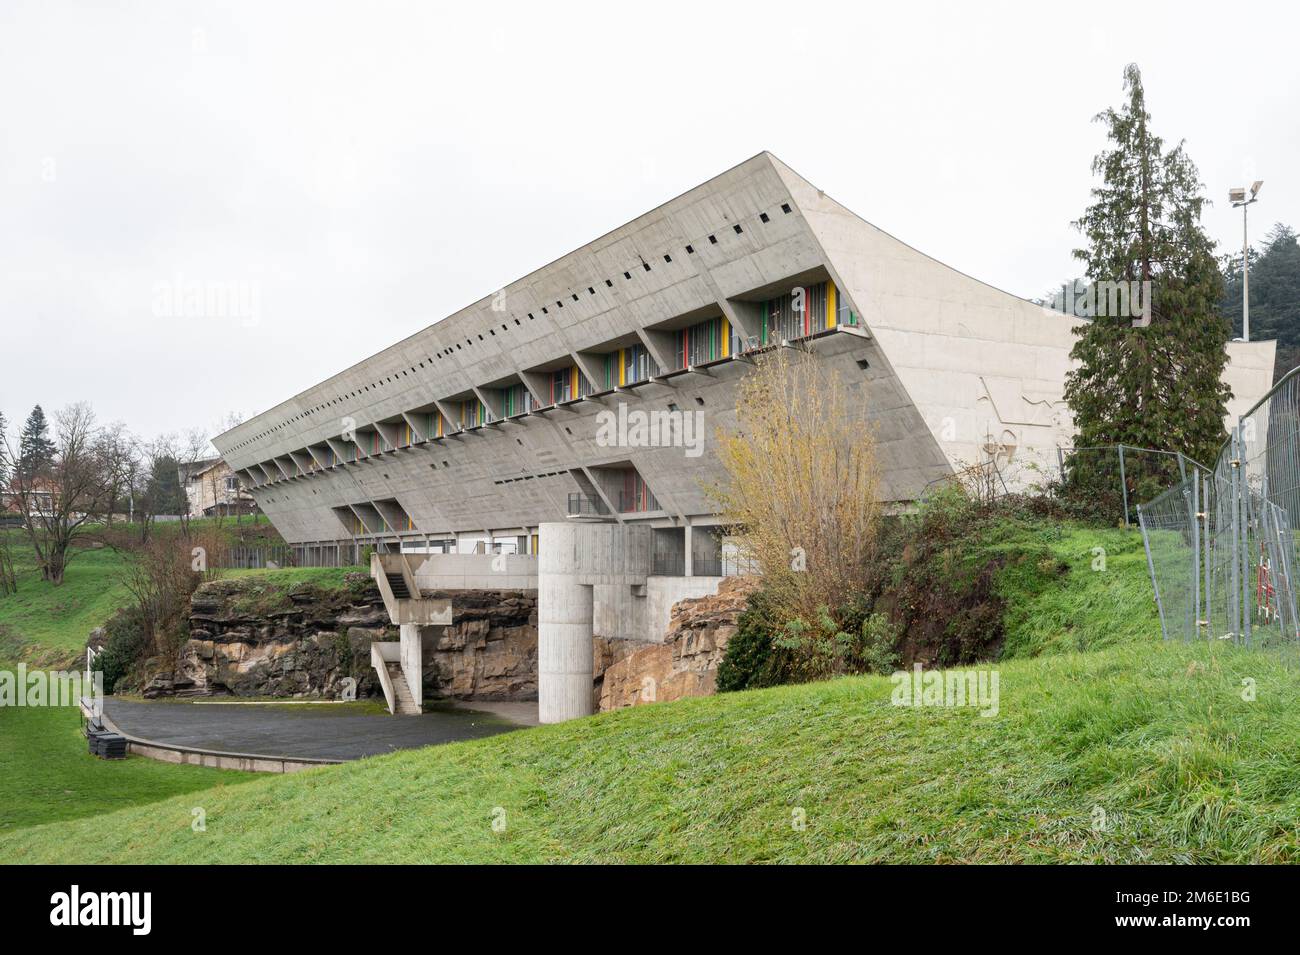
xmin=0 ymin=535 xmax=130 ymax=659
xmin=3 ymin=516 xmax=1297 ymax=864
xmin=0 ymin=521 xmax=313 ymax=839
xmin=0 ymin=703 xmax=255 ymax=833
xmin=0 ymin=524 xmax=359 ymax=660
xmin=988 ymin=521 xmax=1159 ymax=657
xmin=2 ymin=639 xmax=1297 ymax=863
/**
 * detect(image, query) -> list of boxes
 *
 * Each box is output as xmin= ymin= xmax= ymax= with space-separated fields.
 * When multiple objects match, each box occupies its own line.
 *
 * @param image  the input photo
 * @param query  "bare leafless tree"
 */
xmin=3 ymin=402 xmax=111 ymax=585
xmin=120 ymin=532 xmax=202 ymax=656
xmin=95 ymin=421 xmax=138 ymax=526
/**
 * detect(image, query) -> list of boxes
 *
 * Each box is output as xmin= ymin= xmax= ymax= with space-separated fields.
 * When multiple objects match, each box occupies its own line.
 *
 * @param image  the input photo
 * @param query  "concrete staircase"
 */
xmin=385 ymin=572 xmax=411 ymax=599
xmin=385 ymin=662 xmax=421 ymax=715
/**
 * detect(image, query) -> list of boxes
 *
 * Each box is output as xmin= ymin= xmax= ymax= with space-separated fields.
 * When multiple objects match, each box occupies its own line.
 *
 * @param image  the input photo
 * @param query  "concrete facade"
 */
xmin=214 ymin=153 xmax=1277 ymax=721
xmin=214 ymin=152 xmax=1275 ymax=551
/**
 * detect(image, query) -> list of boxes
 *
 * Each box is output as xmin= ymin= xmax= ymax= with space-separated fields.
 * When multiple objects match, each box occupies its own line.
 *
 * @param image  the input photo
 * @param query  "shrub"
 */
xmin=773 ymin=605 xmax=901 ymax=681
xmin=716 ymin=593 xmax=789 ymax=692
xmin=708 ymin=348 xmax=883 ymax=648
xmin=718 ymin=489 xmax=1084 ymax=690
xmin=94 ymin=606 xmax=149 ymax=694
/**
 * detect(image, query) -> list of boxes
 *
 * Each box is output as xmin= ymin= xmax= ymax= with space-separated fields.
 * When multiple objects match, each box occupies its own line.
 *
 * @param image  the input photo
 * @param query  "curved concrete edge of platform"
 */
xmin=80 ymin=698 xmax=344 ymax=774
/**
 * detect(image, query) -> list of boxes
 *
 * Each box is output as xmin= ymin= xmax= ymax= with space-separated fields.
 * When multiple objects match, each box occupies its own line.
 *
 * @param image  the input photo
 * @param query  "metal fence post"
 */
xmin=1138 ymin=504 xmax=1168 ymax=641
xmin=1230 ymin=427 xmax=1241 ymax=642
xmin=1278 ymin=505 xmax=1300 ymax=641
xmin=1191 ymin=475 xmax=1200 ymax=644
xmin=1203 ymin=471 xmax=1212 ymax=640
xmin=1118 ymin=444 xmax=1130 ymax=527
xmin=1242 ymin=465 xmax=1253 ymax=649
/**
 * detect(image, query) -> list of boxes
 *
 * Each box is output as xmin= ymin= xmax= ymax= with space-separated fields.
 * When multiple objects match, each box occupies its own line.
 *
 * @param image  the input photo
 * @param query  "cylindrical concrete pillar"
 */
xmin=538 ymin=523 xmax=595 ymax=723
xmin=538 ymin=574 xmax=594 ymax=723
xmin=538 ymin=522 xmax=653 ymax=723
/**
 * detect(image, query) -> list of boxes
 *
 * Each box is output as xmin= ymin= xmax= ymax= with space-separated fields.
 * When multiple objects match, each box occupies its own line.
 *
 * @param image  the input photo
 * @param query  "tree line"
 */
xmin=0 ymin=403 xmax=242 ymax=587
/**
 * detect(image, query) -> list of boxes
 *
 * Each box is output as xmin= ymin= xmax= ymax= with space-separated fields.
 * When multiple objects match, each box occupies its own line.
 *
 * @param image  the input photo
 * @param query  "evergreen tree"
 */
xmin=144 ymin=455 xmax=187 ymax=517
xmin=1221 ymin=224 xmax=1300 ymax=380
xmin=17 ymin=405 xmax=57 ymax=480
xmin=1064 ymin=64 xmax=1229 ymax=499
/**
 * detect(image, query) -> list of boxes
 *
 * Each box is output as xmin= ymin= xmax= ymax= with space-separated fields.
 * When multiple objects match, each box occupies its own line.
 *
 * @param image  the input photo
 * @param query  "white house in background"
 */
xmin=180 ymin=458 xmax=257 ymax=518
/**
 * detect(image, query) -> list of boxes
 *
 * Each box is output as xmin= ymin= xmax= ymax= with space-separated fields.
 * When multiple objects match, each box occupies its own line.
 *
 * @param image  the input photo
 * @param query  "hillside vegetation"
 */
xmin=0 ymin=519 xmax=356 ymax=832
xmin=2 ymin=639 xmax=1297 ymax=863
xmin=0 ymin=520 xmax=352 ymax=659
xmin=3 ymin=516 xmax=1298 ymax=864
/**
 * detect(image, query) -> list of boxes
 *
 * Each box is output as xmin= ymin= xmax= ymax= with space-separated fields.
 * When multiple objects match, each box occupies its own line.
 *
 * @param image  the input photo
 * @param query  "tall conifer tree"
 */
xmin=1064 ymin=64 xmax=1229 ymax=489
xmin=17 ymin=405 xmax=57 ymax=479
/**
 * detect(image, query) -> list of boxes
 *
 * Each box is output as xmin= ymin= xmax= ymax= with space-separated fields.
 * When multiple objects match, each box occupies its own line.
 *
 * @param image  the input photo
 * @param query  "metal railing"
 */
xmin=566 ymin=493 xmax=610 ymax=517
xmin=692 ymin=557 xmax=724 ymax=577
xmin=1138 ymin=366 xmax=1300 ymax=650
xmin=917 ymin=445 xmax=1191 ymax=527
xmin=651 ymin=553 xmax=728 ymax=577
xmin=653 ymin=552 xmax=685 ymax=576
xmin=1057 ymin=445 xmax=1194 ymax=527
xmin=566 ymin=496 xmax=611 ymax=519
xmin=211 ymin=544 xmax=297 ymax=570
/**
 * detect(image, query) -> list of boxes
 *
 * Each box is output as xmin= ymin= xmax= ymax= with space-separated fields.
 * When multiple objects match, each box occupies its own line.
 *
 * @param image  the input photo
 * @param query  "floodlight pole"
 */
xmin=1230 ymin=182 xmax=1263 ymax=342
xmin=1242 ymin=200 xmax=1250 ymax=342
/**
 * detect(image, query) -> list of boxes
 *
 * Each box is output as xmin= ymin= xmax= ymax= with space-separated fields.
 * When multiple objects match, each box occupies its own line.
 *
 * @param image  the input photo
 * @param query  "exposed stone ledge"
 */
xmin=142 ymin=575 xmax=539 ymax=703
xmin=598 ymin=576 xmax=758 ymax=711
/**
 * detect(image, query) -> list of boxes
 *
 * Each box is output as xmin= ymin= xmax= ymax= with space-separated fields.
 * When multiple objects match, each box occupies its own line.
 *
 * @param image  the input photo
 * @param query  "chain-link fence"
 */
xmin=1056 ymin=445 xmax=1196 ymax=527
xmin=1138 ymin=367 xmax=1300 ymax=651
xmin=918 ymin=445 xmax=1193 ymax=527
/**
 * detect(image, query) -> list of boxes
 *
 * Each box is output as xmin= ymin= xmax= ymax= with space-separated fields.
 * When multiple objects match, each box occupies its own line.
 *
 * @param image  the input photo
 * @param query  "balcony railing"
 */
xmin=650 ymin=554 xmax=729 ymax=577
xmin=567 ymin=493 xmax=610 ymax=517
xmin=692 ymin=557 xmax=723 ymax=577
xmin=652 ymin=552 xmax=684 ymax=576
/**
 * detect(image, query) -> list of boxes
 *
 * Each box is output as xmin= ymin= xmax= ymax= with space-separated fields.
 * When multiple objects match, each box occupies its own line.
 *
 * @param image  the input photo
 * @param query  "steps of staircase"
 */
xmin=385 ymin=572 xmax=412 ymax=599
xmin=383 ymin=661 xmax=420 ymax=713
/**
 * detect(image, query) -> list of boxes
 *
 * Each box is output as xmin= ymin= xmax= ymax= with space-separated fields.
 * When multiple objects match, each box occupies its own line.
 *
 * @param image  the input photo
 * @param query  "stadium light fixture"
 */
xmin=1230 ymin=180 xmax=1264 ymax=341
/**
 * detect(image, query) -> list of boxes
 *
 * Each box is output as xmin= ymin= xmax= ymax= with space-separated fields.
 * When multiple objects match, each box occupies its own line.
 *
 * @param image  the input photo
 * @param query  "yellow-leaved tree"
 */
xmin=708 ymin=347 xmax=883 ymax=654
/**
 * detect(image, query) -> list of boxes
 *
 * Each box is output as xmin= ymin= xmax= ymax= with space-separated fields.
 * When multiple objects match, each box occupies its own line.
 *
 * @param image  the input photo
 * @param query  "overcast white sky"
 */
xmin=2 ymin=0 xmax=1296 ymax=445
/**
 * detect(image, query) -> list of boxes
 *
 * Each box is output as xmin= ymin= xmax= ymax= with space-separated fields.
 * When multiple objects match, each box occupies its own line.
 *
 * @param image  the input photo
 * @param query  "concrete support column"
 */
xmin=684 ymin=524 xmax=694 ymax=577
xmin=538 ymin=572 xmax=594 ymax=724
xmin=399 ymin=623 xmax=423 ymax=709
xmin=537 ymin=521 xmax=652 ymax=723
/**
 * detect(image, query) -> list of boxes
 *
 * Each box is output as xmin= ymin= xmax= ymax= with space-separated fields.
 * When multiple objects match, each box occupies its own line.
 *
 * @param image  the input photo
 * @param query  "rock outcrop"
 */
xmin=170 ymin=574 xmax=393 ymax=699
xmin=598 ymin=576 xmax=757 ymax=711
xmin=419 ymin=589 xmax=537 ymax=700
xmin=130 ymin=572 xmax=749 ymax=709
xmin=140 ymin=575 xmax=538 ymax=702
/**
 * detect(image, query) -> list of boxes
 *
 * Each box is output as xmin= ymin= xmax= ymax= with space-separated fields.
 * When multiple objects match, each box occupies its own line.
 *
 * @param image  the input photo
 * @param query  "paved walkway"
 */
xmin=104 ymin=697 xmax=534 ymax=761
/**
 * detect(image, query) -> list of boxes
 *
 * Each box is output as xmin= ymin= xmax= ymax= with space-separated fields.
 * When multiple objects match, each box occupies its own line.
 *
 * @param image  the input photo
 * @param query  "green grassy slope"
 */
xmin=0 ymin=522 xmax=360 ymax=659
xmin=2 ymin=639 xmax=1296 ymax=863
xmin=0 ymin=704 xmax=254 ymax=833
xmin=988 ymin=522 xmax=1158 ymax=657
xmin=0 ymin=532 xmax=130 ymax=657
xmin=3 ymin=521 xmax=1298 ymax=864
xmin=0 ymin=522 xmax=318 ymax=832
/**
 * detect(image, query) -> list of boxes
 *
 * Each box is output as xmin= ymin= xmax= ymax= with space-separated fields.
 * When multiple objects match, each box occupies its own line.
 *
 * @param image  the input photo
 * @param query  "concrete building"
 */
xmin=214 ymin=152 xmax=1275 ymax=721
